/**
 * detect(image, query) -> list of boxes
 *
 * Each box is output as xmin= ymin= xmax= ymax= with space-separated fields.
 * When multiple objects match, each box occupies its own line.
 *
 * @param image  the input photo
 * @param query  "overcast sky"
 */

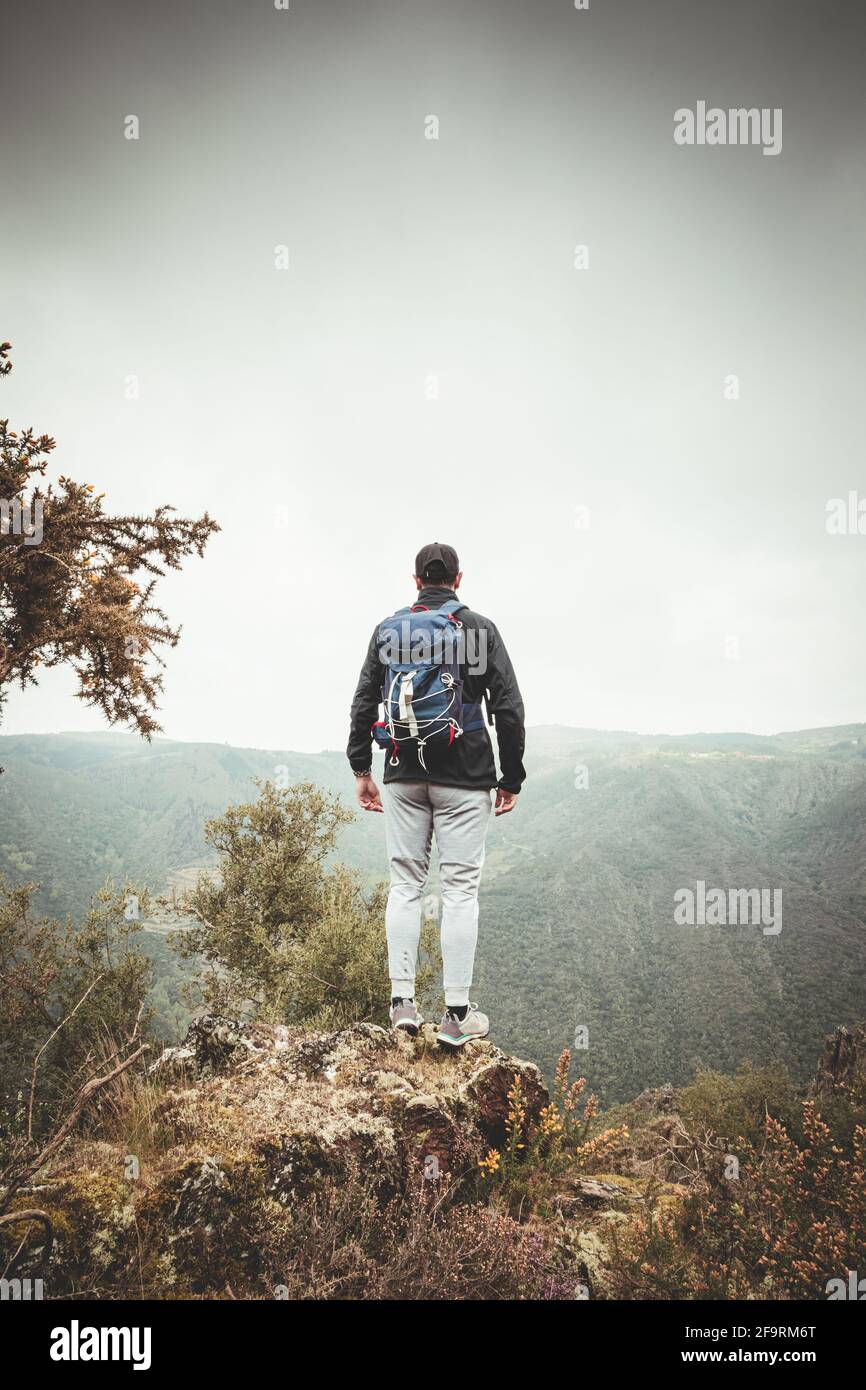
xmin=2 ymin=0 xmax=865 ymax=752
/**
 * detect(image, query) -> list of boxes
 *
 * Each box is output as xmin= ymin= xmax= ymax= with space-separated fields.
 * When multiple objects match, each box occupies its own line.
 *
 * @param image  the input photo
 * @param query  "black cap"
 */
xmin=414 ymin=541 xmax=460 ymax=581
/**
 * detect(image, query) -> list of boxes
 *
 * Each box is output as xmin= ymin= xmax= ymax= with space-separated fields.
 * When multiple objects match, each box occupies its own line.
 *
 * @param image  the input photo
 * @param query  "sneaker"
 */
xmin=436 ymin=1004 xmax=490 ymax=1049
xmin=389 ymin=998 xmax=423 ymax=1037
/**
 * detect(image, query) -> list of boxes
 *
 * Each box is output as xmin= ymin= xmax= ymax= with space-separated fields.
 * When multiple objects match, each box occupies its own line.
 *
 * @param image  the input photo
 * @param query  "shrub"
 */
xmin=478 ymin=1050 xmax=628 ymax=1215
xmin=680 ymin=1062 xmax=801 ymax=1148
xmin=607 ymin=1098 xmax=866 ymax=1299
xmin=176 ymin=781 xmax=439 ymax=1027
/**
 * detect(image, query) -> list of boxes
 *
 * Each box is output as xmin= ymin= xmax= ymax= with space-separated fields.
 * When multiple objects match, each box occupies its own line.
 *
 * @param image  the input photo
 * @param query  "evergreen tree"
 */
xmin=0 ymin=341 xmax=218 ymax=737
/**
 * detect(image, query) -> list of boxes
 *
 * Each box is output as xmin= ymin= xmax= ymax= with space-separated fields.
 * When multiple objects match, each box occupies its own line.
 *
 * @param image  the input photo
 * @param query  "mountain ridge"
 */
xmin=1 ymin=726 xmax=864 ymax=1100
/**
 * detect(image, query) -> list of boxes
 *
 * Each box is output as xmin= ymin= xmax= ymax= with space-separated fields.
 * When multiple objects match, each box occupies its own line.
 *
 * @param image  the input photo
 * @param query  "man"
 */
xmin=347 ymin=542 xmax=526 ymax=1048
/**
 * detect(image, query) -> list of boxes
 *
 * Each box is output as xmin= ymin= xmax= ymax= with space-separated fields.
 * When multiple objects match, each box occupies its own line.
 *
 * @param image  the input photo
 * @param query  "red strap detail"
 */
xmin=411 ymin=604 xmax=429 ymax=612
xmin=371 ymin=720 xmax=386 ymax=733
xmin=446 ymin=613 xmax=460 ymax=624
xmin=449 ymin=725 xmax=455 ymax=745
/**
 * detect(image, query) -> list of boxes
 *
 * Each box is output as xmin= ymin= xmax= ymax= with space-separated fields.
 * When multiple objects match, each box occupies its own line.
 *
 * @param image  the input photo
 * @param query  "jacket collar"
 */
xmin=414 ymin=585 xmax=460 ymax=608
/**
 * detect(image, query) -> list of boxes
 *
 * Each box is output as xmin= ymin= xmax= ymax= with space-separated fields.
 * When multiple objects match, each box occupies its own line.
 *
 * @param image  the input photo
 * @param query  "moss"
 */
xmin=0 ymin=1169 xmax=135 ymax=1294
xmin=136 ymin=1153 xmax=275 ymax=1293
xmin=589 ymin=1171 xmax=641 ymax=1189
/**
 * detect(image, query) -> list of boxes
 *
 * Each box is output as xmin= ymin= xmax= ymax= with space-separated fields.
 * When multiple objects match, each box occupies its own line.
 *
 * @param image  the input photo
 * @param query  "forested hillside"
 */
xmin=2 ymin=726 xmax=864 ymax=1100
xmin=475 ymin=726 xmax=866 ymax=1099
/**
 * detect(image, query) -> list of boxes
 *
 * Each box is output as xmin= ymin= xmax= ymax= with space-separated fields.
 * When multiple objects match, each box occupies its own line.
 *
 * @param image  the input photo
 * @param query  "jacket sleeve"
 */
xmin=485 ymin=622 xmax=526 ymax=793
xmin=347 ymin=626 xmax=382 ymax=773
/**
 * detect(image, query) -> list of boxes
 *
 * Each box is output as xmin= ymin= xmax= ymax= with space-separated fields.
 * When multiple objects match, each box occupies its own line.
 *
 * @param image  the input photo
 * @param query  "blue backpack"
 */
xmin=372 ymin=598 xmax=486 ymax=769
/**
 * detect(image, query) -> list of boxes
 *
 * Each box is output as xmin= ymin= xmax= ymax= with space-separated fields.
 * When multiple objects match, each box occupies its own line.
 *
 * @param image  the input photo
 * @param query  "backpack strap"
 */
xmin=434 ymin=601 xmax=495 ymax=724
xmin=436 ymin=598 xmax=464 ymax=622
xmin=447 ymin=602 xmax=494 ymax=724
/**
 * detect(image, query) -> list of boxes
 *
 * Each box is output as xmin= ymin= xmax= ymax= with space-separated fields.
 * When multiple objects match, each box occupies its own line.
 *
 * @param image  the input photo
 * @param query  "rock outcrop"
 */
xmin=150 ymin=1013 xmax=550 ymax=1184
xmin=812 ymin=1023 xmax=866 ymax=1097
xmin=2 ymin=1015 xmax=550 ymax=1297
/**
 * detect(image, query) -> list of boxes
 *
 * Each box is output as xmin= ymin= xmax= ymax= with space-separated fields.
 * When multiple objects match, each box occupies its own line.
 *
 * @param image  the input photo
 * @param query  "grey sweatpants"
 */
xmin=384 ymin=781 xmax=493 ymax=1007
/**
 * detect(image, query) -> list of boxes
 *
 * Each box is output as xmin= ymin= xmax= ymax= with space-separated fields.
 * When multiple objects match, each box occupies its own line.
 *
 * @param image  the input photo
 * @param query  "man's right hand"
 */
xmin=355 ymin=775 xmax=384 ymax=813
xmin=494 ymin=788 xmax=519 ymax=816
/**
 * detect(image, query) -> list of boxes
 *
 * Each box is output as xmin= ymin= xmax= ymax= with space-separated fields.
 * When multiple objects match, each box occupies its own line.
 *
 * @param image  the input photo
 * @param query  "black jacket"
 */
xmin=347 ymin=586 xmax=526 ymax=793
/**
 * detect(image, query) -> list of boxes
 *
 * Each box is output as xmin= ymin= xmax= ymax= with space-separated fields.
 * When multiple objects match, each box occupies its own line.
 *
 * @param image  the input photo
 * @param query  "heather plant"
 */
xmin=738 ymin=1103 xmax=866 ymax=1298
xmin=4 ymin=1155 xmax=554 ymax=1300
xmin=607 ymin=1095 xmax=866 ymax=1299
